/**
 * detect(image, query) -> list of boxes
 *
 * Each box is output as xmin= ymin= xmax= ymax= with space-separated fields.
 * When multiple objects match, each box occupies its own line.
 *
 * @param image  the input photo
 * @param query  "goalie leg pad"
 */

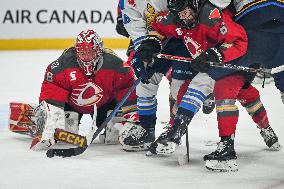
xmin=99 ymin=121 xmax=121 ymax=145
xmin=9 ymin=102 xmax=37 ymax=136
xmin=105 ymin=124 xmax=120 ymax=145
xmin=30 ymin=101 xmax=65 ymax=150
xmin=64 ymin=111 xmax=79 ymax=134
xmin=30 ymin=135 xmax=56 ymax=151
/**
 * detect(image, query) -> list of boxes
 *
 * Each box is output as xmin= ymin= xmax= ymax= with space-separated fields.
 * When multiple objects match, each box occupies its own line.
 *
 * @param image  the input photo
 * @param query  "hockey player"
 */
xmin=146 ymin=0 xmax=281 ymax=171
xmin=18 ymin=29 xmax=140 ymax=150
xmin=119 ymin=0 xmax=216 ymax=151
xmin=210 ymin=0 xmax=284 ymax=103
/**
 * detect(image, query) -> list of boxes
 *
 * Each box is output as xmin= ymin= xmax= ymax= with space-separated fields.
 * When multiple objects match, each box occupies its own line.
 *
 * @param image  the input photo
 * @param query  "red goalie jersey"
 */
xmin=39 ymin=48 xmax=137 ymax=114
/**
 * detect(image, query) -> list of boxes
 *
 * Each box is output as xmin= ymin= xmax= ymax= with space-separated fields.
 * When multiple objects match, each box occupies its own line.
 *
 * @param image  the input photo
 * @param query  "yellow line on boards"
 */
xmin=0 ymin=38 xmax=130 ymax=50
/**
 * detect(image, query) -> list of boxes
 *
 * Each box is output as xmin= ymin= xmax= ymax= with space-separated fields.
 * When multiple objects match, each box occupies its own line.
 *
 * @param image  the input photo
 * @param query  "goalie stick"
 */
xmin=46 ymin=78 xmax=141 ymax=158
xmin=157 ymin=54 xmax=284 ymax=75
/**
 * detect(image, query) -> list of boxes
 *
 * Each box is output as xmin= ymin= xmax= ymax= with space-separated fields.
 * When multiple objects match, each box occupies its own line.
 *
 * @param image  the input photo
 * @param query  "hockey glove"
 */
xmin=116 ymin=14 xmax=129 ymax=37
xmin=131 ymin=54 xmax=150 ymax=84
xmin=131 ymin=35 xmax=162 ymax=84
xmin=136 ymin=35 xmax=162 ymax=64
xmin=191 ymin=47 xmax=223 ymax=73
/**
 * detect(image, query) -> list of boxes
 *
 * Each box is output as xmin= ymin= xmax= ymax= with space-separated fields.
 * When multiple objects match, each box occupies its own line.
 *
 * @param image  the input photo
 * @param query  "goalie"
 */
xmin=9 ymin=29 xmax=140 ymax=150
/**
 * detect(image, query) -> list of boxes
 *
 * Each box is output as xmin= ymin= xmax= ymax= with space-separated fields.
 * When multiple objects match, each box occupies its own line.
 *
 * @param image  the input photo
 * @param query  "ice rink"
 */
xmin=0 ymin=50 xmax=284 ymax=189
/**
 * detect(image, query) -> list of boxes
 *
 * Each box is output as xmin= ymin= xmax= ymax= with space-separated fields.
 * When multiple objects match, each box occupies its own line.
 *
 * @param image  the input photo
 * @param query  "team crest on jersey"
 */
xmin=147 ymin=3 xmax=155 ymax=14
xmin=184 ymin=36 xmax=203 ymax=58
xmin=71 ymin=82 xmax=103 ymax=107
xmin=209 ymin=8 xmax=221 ymax=20
xmin=146 ymin=3 xmax=157 ymax=29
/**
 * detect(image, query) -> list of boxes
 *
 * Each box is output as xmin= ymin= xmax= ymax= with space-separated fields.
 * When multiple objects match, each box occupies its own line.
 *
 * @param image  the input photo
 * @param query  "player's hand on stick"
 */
xmin=191 ymin=48 xmax=223 ymax=73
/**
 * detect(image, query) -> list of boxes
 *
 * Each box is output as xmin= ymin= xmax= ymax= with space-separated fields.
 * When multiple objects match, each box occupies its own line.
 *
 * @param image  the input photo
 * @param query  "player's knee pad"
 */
xmin=178 ymin=73 xmax=214 ymax=114
xmin=179 ymin=87 xmax=207 ymax=114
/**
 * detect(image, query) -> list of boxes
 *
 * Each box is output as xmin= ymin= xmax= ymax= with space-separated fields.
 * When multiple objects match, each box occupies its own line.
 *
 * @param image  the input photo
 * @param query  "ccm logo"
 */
xmin=55 ymin=129 xmax=86 ymax=147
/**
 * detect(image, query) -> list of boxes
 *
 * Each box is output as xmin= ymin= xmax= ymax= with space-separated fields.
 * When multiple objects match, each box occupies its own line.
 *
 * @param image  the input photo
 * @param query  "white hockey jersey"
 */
xmin=209 ymin=0 xmax=231 ymax=9
xmin=119 ymin=0 xmax=233 ymax=49
xmin=119 ymin=0 xmax=168 ymax=49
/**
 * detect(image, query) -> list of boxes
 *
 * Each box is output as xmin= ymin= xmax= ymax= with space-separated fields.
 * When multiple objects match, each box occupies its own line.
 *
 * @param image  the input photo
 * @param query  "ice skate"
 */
xmin=260 ymin=127 xmax=282 ymax=151
xmin=204 ymin=137 xmax=238 ymax=172
xmin=148 ymin=114 xmax=191 ymax=156
xmin=119 ymin=124 xmax=155 ymax=152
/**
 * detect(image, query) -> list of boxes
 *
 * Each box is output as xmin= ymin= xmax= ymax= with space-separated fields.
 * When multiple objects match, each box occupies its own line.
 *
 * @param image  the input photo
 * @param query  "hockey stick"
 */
xmin=185 ymin=127 xmax=190 ymax=163
xmin=157 ymin=54 xmax=284 ymax=75
xmin=177 ymin=127 xmax=190 ymax=165
xmin=46 ymin=78 xmax=141 ymax=158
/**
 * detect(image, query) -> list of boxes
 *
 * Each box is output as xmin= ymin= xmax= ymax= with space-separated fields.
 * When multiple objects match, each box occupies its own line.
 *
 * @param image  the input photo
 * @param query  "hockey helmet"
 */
xmin=75 ymin=29 xmax=104 ymax=77
xmin=167 ymin=0 xmax=202 ymax=28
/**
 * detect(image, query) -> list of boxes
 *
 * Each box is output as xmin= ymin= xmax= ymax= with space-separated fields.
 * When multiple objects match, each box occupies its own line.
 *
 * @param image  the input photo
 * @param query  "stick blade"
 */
xmin=177 ymin=154 xmax=189 ymax=166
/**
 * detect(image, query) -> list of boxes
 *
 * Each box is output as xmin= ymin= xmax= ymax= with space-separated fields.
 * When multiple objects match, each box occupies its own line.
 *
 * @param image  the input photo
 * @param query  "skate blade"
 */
xmin=156 ymin=142 xmax=176 ymax=156
xmin=269 ymin=142 xmax=282 ymax=151
xmin=205 ymin=159 xmax=238 ymax=172
xmin=122 ymin=143 xmax=151 ymax=152
xmin=146 ymin=151 xmax=156 ymax=156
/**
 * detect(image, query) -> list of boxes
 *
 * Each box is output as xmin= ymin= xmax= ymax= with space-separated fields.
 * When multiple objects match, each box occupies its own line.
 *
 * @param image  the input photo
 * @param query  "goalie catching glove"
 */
xmin=190 ymin=47 xmax=224 ymax=73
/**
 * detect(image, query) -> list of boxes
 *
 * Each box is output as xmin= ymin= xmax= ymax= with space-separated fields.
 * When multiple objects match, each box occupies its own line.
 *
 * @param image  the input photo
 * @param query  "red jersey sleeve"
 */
xmin=152 ymin=12 xmax=186 ymax=39
xmin=39 ymin=64 xmax=69 ymax=106
xmin=217 ymin=10 xmax=248 ymax=62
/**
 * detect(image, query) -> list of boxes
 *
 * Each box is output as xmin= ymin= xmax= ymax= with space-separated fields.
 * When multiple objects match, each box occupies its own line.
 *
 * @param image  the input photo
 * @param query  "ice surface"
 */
xmin=0 ymin=50 xmax=283 ymax=189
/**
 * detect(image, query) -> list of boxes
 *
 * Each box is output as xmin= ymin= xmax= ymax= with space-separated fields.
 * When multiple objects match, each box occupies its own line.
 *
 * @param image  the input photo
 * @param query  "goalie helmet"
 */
xmin=167 ymin=0 xmax=202 ymax=28
xmin=75 ymin=29 xmax=104 ymax=77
